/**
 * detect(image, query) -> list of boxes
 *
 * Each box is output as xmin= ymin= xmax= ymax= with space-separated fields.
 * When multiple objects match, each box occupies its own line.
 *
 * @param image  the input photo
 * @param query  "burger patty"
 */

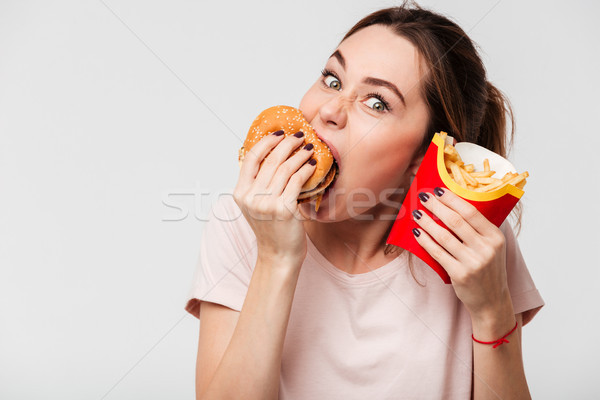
xmin=298 ymin=160 xmax=338 ymax=201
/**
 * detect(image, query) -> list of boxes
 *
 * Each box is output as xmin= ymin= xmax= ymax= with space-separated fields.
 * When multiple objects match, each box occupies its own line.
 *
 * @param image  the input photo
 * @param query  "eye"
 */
xmin=364 ymin=92 xmax=391 ymax=113
xmin=321 ymin=69 xmax=341 ymax=90
xmin=319 ymin=69 xmax=392 ymax=113
xmin=325 ymin=75 xmax=341 ymax=90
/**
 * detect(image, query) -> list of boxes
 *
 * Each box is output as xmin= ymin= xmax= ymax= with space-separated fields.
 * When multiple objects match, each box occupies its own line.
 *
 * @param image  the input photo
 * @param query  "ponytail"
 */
xmin=480 ymin=82 xmax=515 ymax=159
xmin=480 ymin=82 xmax=523 ymax=235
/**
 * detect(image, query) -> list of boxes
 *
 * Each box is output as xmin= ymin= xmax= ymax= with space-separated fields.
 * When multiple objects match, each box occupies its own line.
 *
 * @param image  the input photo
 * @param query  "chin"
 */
xmin=299 ymin=190 xmax=344 ymax=223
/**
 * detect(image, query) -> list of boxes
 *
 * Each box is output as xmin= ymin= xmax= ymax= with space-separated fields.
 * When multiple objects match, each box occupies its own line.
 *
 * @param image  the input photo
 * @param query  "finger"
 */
xmin=254 ymin=131 xmax=306 ymax=189
xmin=418 ymin=190 xmax=480 ymax=245
xmin=281 ymin=159 xmax=317 ymax=207
xmin=238 ymin=131 xmax=285 ymax=192
xmin=430 ymin=187 xmax=496 ymax=236
xmin=268 ymin=143 xmax=315 ymax=196
xmin=412 ymin=208 xmax=465 ymax=261
xmin=412 ymin=227 xmax=459 ymax=275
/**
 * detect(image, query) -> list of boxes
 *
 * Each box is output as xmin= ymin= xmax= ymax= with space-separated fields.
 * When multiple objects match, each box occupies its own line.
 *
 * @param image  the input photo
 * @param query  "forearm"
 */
xmin=472 ymin=298 xmax=531 ymax=399
xmin=201 ymin=255 xmax=301 ymax=400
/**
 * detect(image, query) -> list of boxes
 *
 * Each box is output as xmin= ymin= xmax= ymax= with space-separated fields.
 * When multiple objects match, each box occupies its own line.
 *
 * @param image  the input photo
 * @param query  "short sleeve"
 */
xmin=500 ymin=220 xmax=545 ymax=326
xmin=184 ymin=194 xmax=257 ymax=319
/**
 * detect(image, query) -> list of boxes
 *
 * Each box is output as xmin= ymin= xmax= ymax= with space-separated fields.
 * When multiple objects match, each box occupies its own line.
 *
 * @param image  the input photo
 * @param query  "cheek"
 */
xmin=298 ymin=84 xmax=321 ymax=120
xmin=345 ymin=147 xmax=409 ymax=188
xmin=375 ymin=151 xmax=411 ymax=183
xmin=374 ymin=126 xmax=422 ymax=164
xmin=353 ymin=134 xmax=422 ymax=186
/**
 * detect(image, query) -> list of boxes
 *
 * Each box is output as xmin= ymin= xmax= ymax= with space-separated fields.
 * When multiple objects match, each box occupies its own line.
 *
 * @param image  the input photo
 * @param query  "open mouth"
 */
xmin=296 ymin=133 xmax=340 ymax=211
xmin=325 ymin=159 xmax=339 ymax=194
xmin=298 ymin=158 xmax=339 ymax=211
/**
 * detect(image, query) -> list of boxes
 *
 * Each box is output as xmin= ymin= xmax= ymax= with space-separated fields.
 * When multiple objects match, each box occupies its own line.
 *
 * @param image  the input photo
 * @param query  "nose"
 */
xmin=318 ymin=92 xmax=354 ymax=129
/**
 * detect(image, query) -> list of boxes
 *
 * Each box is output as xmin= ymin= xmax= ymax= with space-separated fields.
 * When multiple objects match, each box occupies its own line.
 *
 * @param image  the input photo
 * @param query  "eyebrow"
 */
xmin=329 ymin=50 xmax=406 ymax=106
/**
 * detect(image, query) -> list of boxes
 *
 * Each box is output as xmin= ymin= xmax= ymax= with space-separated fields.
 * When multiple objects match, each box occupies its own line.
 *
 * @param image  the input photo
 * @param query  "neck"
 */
xmin=303 ymin=200 xmax=403 ymax=275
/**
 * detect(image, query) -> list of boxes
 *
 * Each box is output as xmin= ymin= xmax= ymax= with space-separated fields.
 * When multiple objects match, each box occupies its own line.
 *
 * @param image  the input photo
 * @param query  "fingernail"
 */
xmin=412 ymin=210 xmax=422 ymax=220
xmin=272 ymin=130 xmax=284 ymax=136
xmin=412 ymin=228 xmax=421 ymax=237
xmin=434 ymin=187 xmax=445 ymax=197
xmin=303 ymin=143 xmax=314 ymax=151
xmin=294 ymin=131 xmax=304 ymax=138
xmin=308 ymin=158 xmax=317 ymax=166
xmin=418 ymin=192 xmax=429 ymax=202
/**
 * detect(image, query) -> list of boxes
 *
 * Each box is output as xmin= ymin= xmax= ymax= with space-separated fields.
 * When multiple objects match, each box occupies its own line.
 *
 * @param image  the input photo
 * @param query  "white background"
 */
xmin=1 ymin=0 xmax=598 ymax=398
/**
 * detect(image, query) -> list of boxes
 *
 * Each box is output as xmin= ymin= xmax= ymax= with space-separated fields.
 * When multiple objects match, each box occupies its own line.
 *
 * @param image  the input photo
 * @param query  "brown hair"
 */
xmin=340 ymin=2 xmax=522 ymax=276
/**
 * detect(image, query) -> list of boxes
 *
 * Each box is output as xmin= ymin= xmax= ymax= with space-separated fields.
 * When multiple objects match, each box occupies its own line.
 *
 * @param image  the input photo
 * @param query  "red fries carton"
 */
xmin=386 ymin=133 xmax=525 ymax=284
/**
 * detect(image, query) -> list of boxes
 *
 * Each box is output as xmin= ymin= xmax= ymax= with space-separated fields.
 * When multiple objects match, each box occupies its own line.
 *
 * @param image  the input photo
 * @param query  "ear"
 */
xmin=407 ymin=152 xmax=425 ymax=178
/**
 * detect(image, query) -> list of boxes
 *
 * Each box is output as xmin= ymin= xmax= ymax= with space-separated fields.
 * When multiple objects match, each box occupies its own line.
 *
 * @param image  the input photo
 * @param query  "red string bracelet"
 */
xmin=472 ymin=320 xmax=518 ymax=349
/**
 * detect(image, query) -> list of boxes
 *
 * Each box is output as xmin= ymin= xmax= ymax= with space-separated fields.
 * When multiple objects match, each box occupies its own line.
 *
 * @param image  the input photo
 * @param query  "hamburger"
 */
xmin=238 ymin=105 xmax=339 ymax=212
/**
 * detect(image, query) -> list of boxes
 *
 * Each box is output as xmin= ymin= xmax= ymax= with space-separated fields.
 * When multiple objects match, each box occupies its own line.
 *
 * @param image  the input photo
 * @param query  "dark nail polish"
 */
xmin=294 ymin=131 xmax=304 ymax=138
xmin=303 ymin=143 xmax=314 ymax=151
xmin=308 ymin=158 xmax=317 ymax=166
xmin=434 ymin=187 xmax=445 ymax=197
xmin=418 ymin=192 xmax=429 ymax=202
xmin=412 ymin=210 xmax=422 ymax=220
xmin=412 ymin=228 xmax=421 ymax=237
xmin=272 ymin=130 xmax=284 ymax=136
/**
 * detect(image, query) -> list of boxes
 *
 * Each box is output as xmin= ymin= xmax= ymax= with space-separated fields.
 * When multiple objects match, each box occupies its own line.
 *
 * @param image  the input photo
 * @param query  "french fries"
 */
xmin=440 ymin=132 xmax=529 ymax=192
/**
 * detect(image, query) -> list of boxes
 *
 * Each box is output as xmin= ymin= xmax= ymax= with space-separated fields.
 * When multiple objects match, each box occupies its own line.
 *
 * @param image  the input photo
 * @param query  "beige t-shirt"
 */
xmin=185 ymin=194 xmax=544 ymax=399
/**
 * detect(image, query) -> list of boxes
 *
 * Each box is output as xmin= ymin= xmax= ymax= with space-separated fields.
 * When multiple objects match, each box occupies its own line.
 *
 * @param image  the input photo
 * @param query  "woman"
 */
xmin=185 ymin=3 xmax=544 ymax=399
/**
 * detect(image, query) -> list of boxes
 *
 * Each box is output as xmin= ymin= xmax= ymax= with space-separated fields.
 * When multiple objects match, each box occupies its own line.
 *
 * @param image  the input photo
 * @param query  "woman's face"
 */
xmin=299 ymin=24 xmax=430 ymax=221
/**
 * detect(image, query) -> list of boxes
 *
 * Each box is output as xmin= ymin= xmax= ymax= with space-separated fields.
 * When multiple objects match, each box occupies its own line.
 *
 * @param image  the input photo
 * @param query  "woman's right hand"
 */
xmin=233 ymin=130 xmax=316 ymax=266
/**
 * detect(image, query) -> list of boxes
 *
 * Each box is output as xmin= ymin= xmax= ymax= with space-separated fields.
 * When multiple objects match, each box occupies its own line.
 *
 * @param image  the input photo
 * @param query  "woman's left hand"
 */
xmin=412 ymin=187 xmax=513 ymax=321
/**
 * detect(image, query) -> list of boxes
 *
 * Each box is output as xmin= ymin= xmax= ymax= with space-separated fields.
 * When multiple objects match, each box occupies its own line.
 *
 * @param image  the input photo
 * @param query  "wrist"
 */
xmin=256 ymin=252 xmax=304 ymax=277
xmin=257 ymin=246 xmax=306 ymax=267
xmin=470 ymin=293 xmax=516 ymax=340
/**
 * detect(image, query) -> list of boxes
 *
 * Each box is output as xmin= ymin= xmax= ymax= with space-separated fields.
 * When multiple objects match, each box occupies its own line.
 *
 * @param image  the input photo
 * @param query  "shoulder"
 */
xmin=205 ymin=194 xmax=255 ymax=242
xmin=199 ymin=193 xmax=258 ymax=273
xmin=498 ymin=219 xmax=515 ymax=241
xmin=209 ymin=193 xmax=244 ymax=225
xmin=498 ymin=219 xmax=545 ymax=326
xmin=184 ymin=194 xmax=258 ymax=318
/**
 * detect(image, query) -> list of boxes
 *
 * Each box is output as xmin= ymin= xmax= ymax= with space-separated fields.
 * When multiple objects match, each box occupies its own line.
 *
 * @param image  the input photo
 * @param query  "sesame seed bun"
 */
xmin=238 ymin=105 xmax=338 ymax=211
